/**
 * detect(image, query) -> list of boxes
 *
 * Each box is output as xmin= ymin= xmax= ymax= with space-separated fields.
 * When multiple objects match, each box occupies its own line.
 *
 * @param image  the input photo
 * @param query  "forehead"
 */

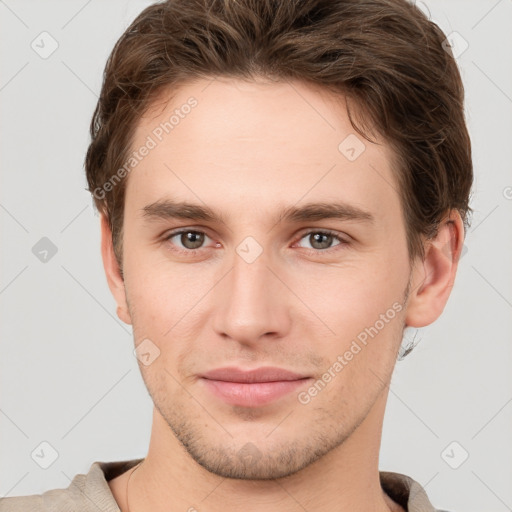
xmin=125 ymin=77 xmax=401 ymax=225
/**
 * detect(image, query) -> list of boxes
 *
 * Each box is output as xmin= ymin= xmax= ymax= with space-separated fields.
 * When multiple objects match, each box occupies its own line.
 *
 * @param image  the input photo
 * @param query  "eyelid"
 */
xmin=295 ymin=227 xmax=350 ymax=243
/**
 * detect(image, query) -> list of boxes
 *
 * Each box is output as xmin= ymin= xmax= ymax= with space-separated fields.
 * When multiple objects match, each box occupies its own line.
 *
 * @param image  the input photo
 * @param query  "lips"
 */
xmin=200 ymin=366 xmax=311 ymax=407
xmin=201 ymin=366 xmax=307 ymax=383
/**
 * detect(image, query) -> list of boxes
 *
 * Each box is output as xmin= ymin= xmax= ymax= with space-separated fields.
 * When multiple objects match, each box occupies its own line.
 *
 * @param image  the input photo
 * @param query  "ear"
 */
xmin=405 ymin=210 xmax=465 ymax=328
xmin=100 ymin=213 xmax=132 ymax=325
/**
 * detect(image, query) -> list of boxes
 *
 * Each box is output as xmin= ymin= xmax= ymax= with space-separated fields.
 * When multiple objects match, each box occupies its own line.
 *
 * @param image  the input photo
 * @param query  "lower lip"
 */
xmin=201 ymin=378 xmax=311 ymax=407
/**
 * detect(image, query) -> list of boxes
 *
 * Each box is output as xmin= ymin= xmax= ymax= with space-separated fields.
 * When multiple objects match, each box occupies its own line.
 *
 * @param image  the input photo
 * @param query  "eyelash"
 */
xmin=162 ymin=228 xmax=349 ymax=256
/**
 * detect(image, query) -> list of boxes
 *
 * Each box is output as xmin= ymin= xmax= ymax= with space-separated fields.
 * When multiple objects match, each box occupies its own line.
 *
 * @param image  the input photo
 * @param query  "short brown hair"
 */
xmin=85 ymin=0 xmax=473 ymax=269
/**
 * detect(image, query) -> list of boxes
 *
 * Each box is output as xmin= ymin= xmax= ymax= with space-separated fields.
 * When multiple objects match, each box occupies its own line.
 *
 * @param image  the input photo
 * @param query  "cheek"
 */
xmin=123 ymin=259 xmax=214 ymax=361
xmin=123 ymin=239 xmax=197 ymax=318
xmin=290 ymin=255 xmax=407 ymax=339
xmin=289 ymin=263 xmax=408 ymax=393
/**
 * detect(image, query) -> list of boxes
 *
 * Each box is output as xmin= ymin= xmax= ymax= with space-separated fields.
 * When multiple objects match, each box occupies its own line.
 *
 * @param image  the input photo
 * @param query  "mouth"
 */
xmin=199 ymin=366 xmax=312 ymax=407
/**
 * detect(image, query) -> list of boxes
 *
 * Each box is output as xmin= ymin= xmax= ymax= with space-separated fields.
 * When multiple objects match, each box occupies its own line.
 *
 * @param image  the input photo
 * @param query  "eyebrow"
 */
xmin=141 ymin=199 xmax=375 ymax=225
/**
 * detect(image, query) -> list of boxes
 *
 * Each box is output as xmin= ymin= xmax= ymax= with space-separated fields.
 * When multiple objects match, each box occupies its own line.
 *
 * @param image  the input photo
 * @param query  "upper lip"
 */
xmin=200 ymin=366 xmax=308 ymax=383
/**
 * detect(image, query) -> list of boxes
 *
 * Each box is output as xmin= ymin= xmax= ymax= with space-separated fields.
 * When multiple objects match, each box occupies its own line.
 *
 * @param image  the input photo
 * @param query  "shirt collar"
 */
xmin=82 ymin=459 xmax=438 ymax=512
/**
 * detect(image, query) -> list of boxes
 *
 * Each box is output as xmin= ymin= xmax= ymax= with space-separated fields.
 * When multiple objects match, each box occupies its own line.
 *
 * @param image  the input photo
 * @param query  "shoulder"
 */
xmin=0 ymin=459 xmax=142 ymax=512
xmin=0 ymin=480 xmax=83 ymax=512
xmin=380 ymin=470 xmax=451 ymax=512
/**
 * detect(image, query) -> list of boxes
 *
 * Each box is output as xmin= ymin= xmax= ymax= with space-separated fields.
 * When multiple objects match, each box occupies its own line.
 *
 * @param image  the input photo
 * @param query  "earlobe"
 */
xmin=100 ymin=214 xmax=132 ymax=325
xmin=404 ymin=211 xmax=464 ymax=328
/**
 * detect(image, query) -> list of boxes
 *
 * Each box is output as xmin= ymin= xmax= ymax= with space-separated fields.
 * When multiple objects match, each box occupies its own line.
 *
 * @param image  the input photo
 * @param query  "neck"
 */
xmin=122 ymin=388 xmax=402 ymax=512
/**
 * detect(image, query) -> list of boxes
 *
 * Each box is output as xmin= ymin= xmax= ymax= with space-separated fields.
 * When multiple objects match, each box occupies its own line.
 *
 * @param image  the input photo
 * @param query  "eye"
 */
xmin=163 ymin=229 xmax=214 ymax=253
xmin=294 ymin=230 xmax=348 ymax=252
xmin=162 ymin=228 xmax=349 ymax=256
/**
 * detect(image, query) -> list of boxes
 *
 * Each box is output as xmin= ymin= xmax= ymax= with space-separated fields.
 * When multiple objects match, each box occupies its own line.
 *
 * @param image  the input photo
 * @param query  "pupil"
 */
xmin=312 ymin=233 xmax=331 ymax=250
xmin=183 ymin=231 xmax=203 ymax=249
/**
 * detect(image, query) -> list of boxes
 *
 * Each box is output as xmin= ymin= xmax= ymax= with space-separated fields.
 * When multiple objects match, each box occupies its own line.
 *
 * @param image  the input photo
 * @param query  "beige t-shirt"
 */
xmin=0 ymin=458 xmax=443 ymax=511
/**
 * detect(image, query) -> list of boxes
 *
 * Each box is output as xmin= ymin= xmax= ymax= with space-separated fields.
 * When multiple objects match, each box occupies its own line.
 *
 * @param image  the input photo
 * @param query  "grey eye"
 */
xmin=167 ymin=230 xmax=208 ymax=250
xmin=298 ymin=232 xmax=341 ymax=251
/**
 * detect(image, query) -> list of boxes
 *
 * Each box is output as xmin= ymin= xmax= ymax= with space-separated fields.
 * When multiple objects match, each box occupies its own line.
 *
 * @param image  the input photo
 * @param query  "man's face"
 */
xmin=118 ymin=77 xmax=412 ymax=479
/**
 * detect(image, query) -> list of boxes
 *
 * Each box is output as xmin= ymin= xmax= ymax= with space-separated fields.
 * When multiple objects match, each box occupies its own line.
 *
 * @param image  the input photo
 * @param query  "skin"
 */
xmin=102 ymin=77 xmax=464 ymax=512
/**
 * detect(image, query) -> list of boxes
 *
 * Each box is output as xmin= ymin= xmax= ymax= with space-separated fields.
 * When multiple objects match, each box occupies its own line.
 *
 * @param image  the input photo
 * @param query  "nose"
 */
xmin=211 ymin=244 xmax=291 ymax=346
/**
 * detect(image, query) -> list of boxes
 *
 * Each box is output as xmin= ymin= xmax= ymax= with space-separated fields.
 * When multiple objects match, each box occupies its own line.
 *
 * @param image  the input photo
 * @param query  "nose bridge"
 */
xmin=212 ymin=241 xmax=289 ymax=343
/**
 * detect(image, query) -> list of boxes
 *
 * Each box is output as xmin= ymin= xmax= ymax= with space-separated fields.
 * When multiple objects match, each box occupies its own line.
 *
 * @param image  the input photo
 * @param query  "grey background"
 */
xmin=1 ymin=0 xmax=511 ymax=510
